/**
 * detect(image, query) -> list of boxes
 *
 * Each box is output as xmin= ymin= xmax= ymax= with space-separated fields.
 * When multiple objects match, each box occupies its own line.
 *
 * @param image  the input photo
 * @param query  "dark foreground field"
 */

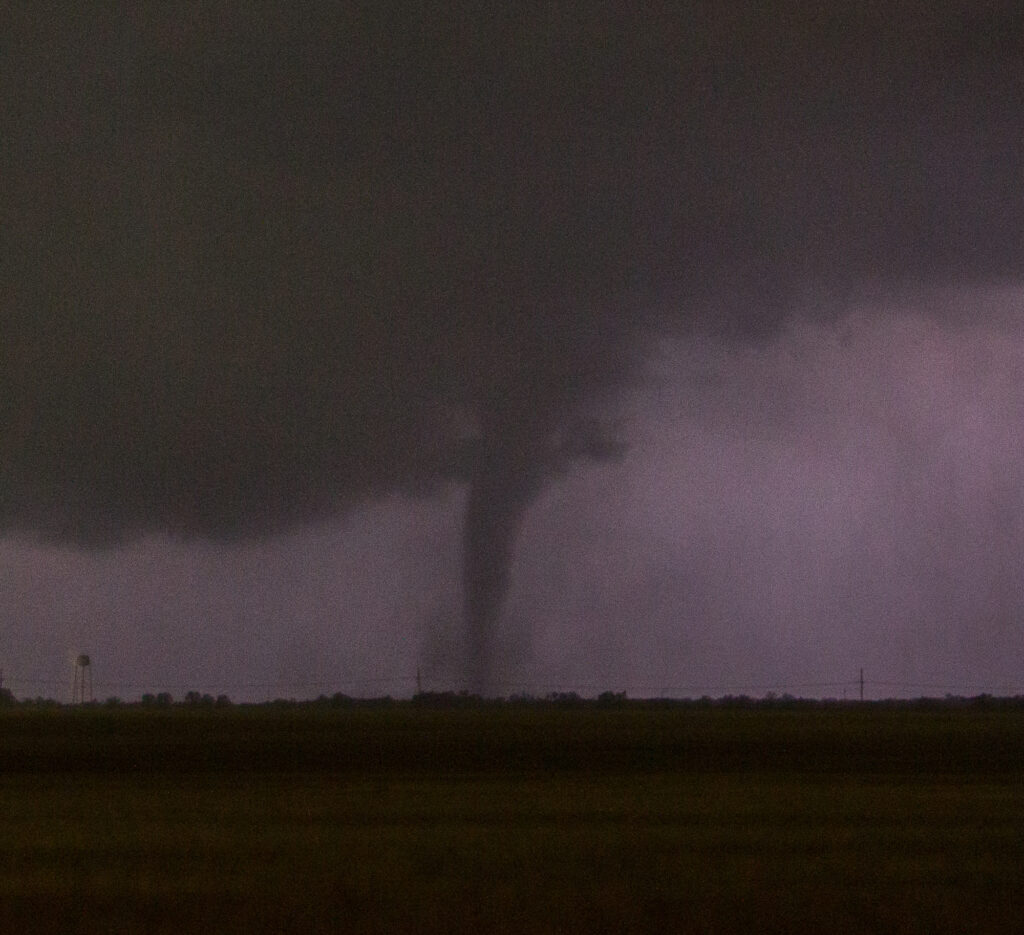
xmin=0 ymin=703 xmax=1022 ymax=934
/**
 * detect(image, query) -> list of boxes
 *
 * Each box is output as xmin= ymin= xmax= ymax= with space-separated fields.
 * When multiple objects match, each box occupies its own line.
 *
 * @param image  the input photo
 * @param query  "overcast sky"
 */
xmin=2 ymin=4 xmax=1023 ymax=700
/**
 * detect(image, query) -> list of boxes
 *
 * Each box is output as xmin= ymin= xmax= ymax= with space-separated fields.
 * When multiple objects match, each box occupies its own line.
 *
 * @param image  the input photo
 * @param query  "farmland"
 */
xmin=0 ymin=701 xmax=1022 ymax=933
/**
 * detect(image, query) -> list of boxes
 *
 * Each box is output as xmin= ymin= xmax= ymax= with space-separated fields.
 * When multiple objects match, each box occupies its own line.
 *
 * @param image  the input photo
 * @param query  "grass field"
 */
xmin=0 ymin=703 xmax=1022 ymax=933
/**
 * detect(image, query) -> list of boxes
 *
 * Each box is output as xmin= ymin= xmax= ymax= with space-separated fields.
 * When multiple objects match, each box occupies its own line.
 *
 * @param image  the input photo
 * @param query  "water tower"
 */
xmin=72 ymin=654 xmax=93 ymax=704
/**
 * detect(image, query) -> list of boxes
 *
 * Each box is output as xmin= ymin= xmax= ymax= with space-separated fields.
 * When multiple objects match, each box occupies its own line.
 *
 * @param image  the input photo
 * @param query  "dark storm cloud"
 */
xmin=2 ymin=3 xmax=1021 ymax=689
xmin=3 ymin=4 xmax=641 ymax=542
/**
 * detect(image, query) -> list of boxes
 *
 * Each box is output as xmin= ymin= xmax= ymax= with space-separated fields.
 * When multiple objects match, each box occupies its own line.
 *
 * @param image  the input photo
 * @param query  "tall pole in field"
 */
xmin=859 ymin=668 xmax=864 ymax=702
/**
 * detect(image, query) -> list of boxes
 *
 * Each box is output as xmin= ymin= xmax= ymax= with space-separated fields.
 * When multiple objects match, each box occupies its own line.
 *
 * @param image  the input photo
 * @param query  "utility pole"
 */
xmin=859 ymin=668 xmax=864 ymax=702
xmin=416 ymin=667 xmax=423 ymax=696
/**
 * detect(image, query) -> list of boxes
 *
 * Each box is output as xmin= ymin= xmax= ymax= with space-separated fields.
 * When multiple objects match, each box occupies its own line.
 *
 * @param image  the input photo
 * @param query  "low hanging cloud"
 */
xmin=4 ymin=301 xmax=1024 ymax=699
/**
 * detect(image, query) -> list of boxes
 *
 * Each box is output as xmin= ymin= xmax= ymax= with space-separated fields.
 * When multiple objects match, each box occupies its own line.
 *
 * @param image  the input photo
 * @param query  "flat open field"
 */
xmin=0 ymin=703 xmax=1022 ymax=933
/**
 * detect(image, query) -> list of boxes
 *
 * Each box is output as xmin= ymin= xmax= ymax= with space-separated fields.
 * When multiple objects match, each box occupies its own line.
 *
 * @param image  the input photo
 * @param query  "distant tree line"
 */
xmin=3 ymin=690 xmax=1024 ymax=711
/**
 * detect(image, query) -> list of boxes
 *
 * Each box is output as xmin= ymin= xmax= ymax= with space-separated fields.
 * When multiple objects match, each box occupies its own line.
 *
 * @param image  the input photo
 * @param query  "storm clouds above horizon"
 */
xmin=2 ymin=4 xmax=1023 ymax=698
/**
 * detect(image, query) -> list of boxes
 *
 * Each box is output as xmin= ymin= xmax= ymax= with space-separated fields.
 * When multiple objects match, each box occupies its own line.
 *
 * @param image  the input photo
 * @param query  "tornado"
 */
xmin=461 ymin=405 xmax=550 ymax=695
